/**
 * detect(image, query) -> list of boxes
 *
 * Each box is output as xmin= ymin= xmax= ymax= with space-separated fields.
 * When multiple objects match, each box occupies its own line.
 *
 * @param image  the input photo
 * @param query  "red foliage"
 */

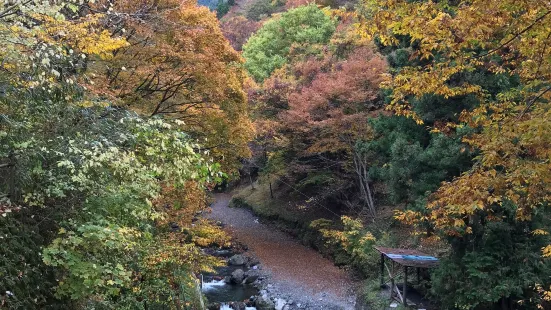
xmin=279 ymin=46 xmax=387 ymax=153
xmin=285 ymin=0 xmax=310 ymax=9
xmin=221 ymin=15 xmax=260 ymax=51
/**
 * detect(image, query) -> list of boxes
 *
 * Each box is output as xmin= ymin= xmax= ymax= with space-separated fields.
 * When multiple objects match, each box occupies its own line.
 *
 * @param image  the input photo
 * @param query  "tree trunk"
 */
xmin=353 ymin=150 xmax=376 ymax=218
xmin=249 ymin=171 xmax=255 ymax=190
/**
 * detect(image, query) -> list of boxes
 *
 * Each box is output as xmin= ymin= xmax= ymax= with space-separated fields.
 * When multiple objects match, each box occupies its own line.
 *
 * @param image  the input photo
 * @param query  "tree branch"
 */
xmin=474 ymin=10 xmax=551 ymax=59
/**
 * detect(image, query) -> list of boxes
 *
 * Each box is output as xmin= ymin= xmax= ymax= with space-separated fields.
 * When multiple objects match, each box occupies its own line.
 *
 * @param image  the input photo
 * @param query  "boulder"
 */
xmin=230 ymin=302 xmax=246 ymax=310
xmin=247 ymin=256 xmax=261 ymax=267
xmin=230 ymin=269 xmax=245 ymax=284
xmin=244 ymin=270 xmax=260 ymax=284
xmin=255 ymin=294 xmax=275 ymax=310
xmin=246 ymin=297 xmax=256 ymax=307
xmin=207 ymin=302 xmax=221 ymax=310
xmin=229 ymin=254 xmax=246 ymax=266
xmin=213 ymin=249 xmax=233 ymax=257
xmin=274 ymin=298 xmax=288 ymax=310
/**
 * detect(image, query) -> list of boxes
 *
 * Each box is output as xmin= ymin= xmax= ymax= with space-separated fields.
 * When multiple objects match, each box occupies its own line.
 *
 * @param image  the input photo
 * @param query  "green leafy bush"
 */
xmin=242 ymin=4 xmax=336 ymax=81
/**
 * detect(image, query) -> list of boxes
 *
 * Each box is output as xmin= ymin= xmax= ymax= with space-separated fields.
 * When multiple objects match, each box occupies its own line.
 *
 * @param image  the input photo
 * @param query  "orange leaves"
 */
xmin=154 ymin=181 xmax=207 ymax=228
xmin=278 ymin=45 xmax=387 ymax=155
xmin=399 ymin=103 xmax=551 ymax=238
xmin=361 ymin=1 xmax=551 ymax=255
xmin=144 ymin=234 xmax=223 ymax=275
xmin=394 ymin=209 xmax=422 ymax=226
xmin=220 ymin=16 xmax=260 ymax=51
xmin=87 ymin=0 xmax=254 ymax=174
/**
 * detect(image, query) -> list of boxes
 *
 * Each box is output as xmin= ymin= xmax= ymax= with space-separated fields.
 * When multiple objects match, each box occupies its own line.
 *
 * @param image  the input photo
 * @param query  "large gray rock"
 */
xmin=247 ymin=256 xmax=261 ymax=267
xmin=230 ymin=268 xmax=245 ymax=284
xmin=244 ymin=269 xmax=260 ymax=284
xmin=230 ymin=302 xmax=246 ymax=310
xmin=275 ymin=298 xmax=288 ymax=310
xmin=207 ymin=302 xmax=221 ymax=310
xmin=255 ymin=294 xmax=275 ymax=310
xmin=229 ymin=254 xmax=246 ymax=266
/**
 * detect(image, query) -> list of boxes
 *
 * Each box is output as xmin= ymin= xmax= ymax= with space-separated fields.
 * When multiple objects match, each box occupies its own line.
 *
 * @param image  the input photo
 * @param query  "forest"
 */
xmin=1 ymin=0 xmax=551 ymax=309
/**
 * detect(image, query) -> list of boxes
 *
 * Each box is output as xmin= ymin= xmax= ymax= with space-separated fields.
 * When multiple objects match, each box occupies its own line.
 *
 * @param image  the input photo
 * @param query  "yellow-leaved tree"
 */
xmin=359 ymin=0 xmax=551 ymax=308
xmin=86 ymin=0 xmax=254 ymax=175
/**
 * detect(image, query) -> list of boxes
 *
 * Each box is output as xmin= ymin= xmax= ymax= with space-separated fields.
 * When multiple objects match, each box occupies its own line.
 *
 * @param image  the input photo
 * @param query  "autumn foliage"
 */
xmin=280 ymin=46 xmax=387 ymax=154
xmin=361 ymin=0 xmax=551 ymax=307
xmin=87 ymin=0 xmax=254 ymax=174
xmin=1 ymin=1 xmax=248 ymax=308
xmin=221 ymin=16 xmax=261 ymax=51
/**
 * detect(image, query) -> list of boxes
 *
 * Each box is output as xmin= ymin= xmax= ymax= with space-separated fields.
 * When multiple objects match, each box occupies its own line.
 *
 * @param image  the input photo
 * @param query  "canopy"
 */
xmin=374 ymin=246 xmax=439 ymax=268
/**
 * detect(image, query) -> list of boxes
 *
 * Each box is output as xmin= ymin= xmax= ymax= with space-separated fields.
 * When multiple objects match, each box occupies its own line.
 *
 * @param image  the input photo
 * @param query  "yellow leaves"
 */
xmin=77 ymin=100 xmax=110 ymax=108
xmin=9 ymin=25 xmax=21 ymax=33
xmin=359 ymin=233 xmax=376 ymax=244
xmin=312 ymin=216 xmax=376 ymax=256
xmin=77 ymin=30 xmax=128 ymax=59
xmin=453 ymin=219 xmax=465 ymax=228
xmin=40 ymin=14 xmax=128 ymax=59
xmin=355 ymin=0 xmax=551 ymax=141
xmin=189 ymin=220 xmax=231 ymax=248
xmin=535 ymin=284 xmax=551 ymax=309
xmin=542 ymin=245 xmax=551 ymax=258
xmin=532 ymin=229 xmax=549 ymax=236
xmin=394 ymin=209 xmax=422 ymax=225
xmin=542 ymin=288 xmax=551 ymax=302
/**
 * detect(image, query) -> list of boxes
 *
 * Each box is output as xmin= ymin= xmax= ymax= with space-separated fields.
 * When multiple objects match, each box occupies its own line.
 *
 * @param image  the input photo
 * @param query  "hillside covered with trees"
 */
xmin=2 ymin=0 xmax=551 ymax=309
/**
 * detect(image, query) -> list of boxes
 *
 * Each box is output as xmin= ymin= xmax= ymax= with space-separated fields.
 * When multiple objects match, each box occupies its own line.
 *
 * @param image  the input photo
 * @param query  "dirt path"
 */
xmin=208 ymin=193 xmax=356 ymax=309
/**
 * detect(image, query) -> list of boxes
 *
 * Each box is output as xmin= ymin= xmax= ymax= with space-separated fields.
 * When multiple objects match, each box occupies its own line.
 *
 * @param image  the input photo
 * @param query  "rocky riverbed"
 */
xmin=203 ymin=193 xmax=357 ymax=310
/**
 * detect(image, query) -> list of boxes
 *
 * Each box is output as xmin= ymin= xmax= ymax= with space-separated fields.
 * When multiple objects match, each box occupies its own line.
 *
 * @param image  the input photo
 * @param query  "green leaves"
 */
xmin=1 ymin=1 xmax=228 ymax=309
xmin=33 ymin=113 xmax=221 ymax=301
xmin=242 ymin=4 xmax=336 ymax=82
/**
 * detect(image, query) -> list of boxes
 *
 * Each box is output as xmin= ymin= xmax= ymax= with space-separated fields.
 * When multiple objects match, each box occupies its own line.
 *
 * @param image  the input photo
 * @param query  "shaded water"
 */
xmin=202 ymin=279 xmax=258 ymax=303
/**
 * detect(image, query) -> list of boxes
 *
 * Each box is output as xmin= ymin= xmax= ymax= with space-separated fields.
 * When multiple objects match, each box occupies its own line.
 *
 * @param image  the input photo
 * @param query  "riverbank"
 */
xmin=207 ymin=193 xmax=357 ymax=309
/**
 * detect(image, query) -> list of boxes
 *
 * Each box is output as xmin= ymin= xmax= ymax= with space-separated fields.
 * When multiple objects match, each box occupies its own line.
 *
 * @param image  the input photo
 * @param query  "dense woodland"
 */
xmin=1 ymin=0 xmax=551 ymax=309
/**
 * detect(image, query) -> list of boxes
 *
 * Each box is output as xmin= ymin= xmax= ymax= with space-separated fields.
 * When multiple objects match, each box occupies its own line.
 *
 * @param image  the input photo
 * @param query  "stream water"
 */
xmin=202 ymin=278 xmax=258 ymax=307
xmin=201 ymin=264 xmax=259 ymax=304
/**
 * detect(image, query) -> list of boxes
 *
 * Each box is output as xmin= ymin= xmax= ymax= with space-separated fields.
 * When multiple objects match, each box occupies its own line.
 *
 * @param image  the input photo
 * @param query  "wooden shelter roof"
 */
xmin=374 ymin=246 xmax=439 ymax=268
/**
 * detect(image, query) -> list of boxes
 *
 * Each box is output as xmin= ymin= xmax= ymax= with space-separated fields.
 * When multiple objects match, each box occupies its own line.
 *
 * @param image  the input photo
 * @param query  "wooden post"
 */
xmin=380 ymin=253 xmax=385 ymax=287
xmin=390 ymin=261 xmax=395 ymax=301
xmin=269 ymin=178 xmax=274 ymax=199
xmin=403 ymin=266 xmax=408 ymax=306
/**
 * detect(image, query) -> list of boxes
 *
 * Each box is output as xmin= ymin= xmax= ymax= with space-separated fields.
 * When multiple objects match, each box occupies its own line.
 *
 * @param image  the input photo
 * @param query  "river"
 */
xmin=206 ymin=193 xmax=357 ymax=309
